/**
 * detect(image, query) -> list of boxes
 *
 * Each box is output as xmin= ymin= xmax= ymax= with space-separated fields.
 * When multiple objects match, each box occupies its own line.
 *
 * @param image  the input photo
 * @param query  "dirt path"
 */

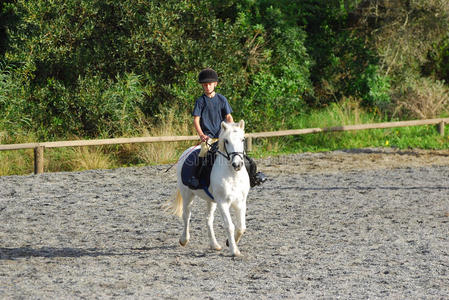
xmin=1 ymin=148 xmax=448 ymax=299
xmin=259 ymin=147 xmax=449 ymax=174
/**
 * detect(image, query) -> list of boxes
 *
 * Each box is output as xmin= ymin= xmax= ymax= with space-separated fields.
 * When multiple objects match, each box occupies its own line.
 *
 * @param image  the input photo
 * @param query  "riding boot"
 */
xmin=188 ymin=156 xmax=205 ymax=189
xmin=244 ymin=155 xmax=267 ymax=188
xmin=252 ymin=171 xmax=267 ymax=187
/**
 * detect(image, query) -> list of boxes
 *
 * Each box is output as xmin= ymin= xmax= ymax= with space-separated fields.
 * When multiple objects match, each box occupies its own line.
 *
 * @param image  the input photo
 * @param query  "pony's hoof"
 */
xmin=210 ymin=244 xmax=222 ymax=251
xmin=179 ymin=239 xmax=189 ymax=247
xmin=232 ymin=251 xmax=243 ymax=257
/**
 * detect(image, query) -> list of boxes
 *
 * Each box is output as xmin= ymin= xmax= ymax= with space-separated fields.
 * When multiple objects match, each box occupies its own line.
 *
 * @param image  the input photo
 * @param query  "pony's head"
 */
xmin=219 ymin=120 xmax=246 ymax=171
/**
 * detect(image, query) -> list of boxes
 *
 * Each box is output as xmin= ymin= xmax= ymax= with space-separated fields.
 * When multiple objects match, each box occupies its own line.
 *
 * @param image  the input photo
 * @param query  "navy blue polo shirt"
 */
xmin=192 ymin=93 xmax=232 ymax=138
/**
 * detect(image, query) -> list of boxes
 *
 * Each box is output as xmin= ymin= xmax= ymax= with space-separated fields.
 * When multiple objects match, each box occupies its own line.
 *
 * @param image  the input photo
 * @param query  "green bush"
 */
xmin=76 ymin=73 xmax=146 ymax=137
xmin=425 ymin=37 xmax=449 ymax=83
xmin=0 ymin=67 xmax=32 ymax=135
xmin=359 ymin=64 xmax=391 ymax=108
xmin=1 ymin=0 xmax=448 ymax=144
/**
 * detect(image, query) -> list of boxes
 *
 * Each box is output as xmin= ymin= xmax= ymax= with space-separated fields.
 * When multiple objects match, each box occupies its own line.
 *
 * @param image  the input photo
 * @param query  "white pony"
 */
xmin=166 ymin=120 xmax=250 ymax=257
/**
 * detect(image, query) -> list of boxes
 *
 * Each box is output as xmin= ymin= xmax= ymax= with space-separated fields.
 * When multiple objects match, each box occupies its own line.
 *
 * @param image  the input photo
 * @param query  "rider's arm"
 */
xmin=225 ymin=114 xmax=234 ymax=123
xmin=193 ymin=116 xmax=209 ymax=142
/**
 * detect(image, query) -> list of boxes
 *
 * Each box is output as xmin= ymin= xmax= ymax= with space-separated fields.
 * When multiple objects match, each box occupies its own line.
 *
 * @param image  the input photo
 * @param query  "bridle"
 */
xmin=209 ymin=139 xmax=246 ymax=162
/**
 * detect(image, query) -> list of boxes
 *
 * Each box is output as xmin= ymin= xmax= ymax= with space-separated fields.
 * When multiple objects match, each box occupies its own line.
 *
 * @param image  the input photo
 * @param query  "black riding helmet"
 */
xmin=198 ymin=68 xmax=219 ymax=83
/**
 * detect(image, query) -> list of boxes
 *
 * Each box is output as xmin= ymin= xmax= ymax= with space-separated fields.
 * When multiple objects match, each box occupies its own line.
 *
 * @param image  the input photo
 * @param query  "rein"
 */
xmin=164 ymin=140 xmax=202 ymax=173
xmin=208 ymin=140 xmax=246 ymax=162
xmin=164 ymin=135 xmax=245 ymax=173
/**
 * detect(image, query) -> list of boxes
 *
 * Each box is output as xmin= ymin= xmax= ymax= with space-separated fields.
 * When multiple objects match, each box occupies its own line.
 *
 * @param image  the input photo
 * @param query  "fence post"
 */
xmin=245 ymin=136 xmax=253 ymax=152
xmin=34 ymin=146 xmax=45 ymax=174
xmin=438 ymin=121 xmax=445 ymax=136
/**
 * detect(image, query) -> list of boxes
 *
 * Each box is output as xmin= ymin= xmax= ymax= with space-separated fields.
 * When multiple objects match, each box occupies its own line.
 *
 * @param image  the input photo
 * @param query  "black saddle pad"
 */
xmin=181 ymin=149 xmax=213 ymax=190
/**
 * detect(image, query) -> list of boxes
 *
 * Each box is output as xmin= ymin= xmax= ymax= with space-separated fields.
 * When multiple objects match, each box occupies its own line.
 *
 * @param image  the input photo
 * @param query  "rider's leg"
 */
xmin=187 ymin=156 xmax=205 ymax=189
xmin=187 ymin=141 xmax=210 ymax=189
xmin=244 ymin=155 xmax=267 ymax=187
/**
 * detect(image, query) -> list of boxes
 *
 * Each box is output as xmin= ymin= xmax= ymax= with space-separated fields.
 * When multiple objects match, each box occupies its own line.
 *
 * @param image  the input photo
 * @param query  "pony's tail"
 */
xmin=163 ymin=188 xmax=183 ymax=217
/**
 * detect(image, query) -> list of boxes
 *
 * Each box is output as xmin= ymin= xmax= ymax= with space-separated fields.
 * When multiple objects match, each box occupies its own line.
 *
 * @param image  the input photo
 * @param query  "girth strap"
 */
xmin=203 ymin=187 xmax=214 ymax=200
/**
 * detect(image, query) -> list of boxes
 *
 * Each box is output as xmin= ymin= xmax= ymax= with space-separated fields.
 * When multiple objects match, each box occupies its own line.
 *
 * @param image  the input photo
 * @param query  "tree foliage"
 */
xmin=1 ymin=0 xmax=448 ymax=139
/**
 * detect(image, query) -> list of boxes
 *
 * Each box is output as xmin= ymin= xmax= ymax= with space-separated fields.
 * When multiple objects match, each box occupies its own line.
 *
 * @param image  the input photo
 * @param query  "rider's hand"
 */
xmin=200 ymin=134 xmax=209 ymax=142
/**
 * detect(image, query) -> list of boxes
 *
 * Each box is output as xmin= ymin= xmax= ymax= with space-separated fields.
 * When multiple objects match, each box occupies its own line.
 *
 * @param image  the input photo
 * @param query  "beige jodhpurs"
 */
xmin=199 ymin=138 xmax=219 ymax=157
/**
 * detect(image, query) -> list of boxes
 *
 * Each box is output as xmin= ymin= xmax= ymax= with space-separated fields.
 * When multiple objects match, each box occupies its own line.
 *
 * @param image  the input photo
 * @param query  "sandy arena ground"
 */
xmin=1 ymin=148 xmax=448 ymax=299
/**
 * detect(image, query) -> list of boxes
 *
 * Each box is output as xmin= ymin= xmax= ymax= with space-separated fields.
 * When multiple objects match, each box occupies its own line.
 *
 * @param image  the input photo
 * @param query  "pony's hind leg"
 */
xmin=206 ymin=201 xmax=222 ymax=251
xmin=179 ymin=188 xmax=194 ymax=247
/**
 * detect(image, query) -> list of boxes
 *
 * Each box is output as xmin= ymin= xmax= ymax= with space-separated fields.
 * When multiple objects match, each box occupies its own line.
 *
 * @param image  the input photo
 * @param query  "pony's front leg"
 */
xmin=233 ymin=200 xmax=247 ymax=244
xmin=179 ymin=192 xmax=193 ymax=247
xmin=206 ymin=201 xmax=222 ymax=251
xmin=226 ymin=200 xmax=246 ymax=247
xmin=217 ymin=201 xmax=241 ymax=257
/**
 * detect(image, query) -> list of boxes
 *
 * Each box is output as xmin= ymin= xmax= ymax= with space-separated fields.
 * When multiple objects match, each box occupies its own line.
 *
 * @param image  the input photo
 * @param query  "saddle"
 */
xmin=181 ymin=142 xmax=263 ymax=191
xmin=181 ymin=143 xmax=218 ymax=190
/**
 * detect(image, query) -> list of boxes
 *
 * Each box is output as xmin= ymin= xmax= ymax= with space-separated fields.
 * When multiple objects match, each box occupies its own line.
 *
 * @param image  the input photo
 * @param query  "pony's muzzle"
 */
xmin=232 ymin=160 xmax=243 ymax=171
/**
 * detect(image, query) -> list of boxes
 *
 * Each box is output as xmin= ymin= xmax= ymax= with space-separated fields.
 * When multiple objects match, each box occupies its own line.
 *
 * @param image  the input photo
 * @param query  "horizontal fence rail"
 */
xmin=1 ymin=118 xmax=448 ymax=174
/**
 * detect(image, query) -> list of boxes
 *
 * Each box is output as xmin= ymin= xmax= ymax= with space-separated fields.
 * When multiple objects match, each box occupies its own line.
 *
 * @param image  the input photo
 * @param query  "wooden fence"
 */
xmin=1 ymin=118 xmax=448 ymax=174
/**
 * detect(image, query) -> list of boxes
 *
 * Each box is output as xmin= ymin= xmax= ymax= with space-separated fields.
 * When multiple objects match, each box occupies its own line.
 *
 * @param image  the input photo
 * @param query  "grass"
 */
xmin=247 ymin=125 xmax=449 ymax=159
xmin=0 ymin=149 xmax=35 ymax=175
xmin=1 ymin=100 xmax=449 ymax=176
xmin=247 ymin=100 xmax=449 ymax=157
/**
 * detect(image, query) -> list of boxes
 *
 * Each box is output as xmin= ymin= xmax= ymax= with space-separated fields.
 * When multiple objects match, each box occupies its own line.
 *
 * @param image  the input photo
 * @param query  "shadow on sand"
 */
xmin=0 ymin=245 xmax=178 ymax=260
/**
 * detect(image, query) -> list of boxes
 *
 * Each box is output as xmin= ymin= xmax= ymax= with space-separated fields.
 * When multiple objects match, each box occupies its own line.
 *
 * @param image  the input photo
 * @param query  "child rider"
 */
xmin=187 ymin=68 xmax=267 ymax=189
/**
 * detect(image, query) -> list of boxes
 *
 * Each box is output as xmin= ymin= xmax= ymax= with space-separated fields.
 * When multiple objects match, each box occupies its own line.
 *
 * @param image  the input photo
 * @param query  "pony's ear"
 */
xmin=221 ymin=121 xmax=230 ymax=131
xmin=238 ymin=120 xmax=245 ymax=130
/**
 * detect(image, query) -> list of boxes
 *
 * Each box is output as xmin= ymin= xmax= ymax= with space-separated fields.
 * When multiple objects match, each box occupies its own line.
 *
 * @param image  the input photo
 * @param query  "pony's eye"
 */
xmin=225 ymin=140 xmax=229 ymax=144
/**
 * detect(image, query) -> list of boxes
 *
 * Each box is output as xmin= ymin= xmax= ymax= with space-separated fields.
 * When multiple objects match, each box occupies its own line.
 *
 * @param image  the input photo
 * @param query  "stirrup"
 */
xmin=250 ymin=172 xmax=267 ymax=187
xmin=255 ymin=172 xmax=267 ymax=183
